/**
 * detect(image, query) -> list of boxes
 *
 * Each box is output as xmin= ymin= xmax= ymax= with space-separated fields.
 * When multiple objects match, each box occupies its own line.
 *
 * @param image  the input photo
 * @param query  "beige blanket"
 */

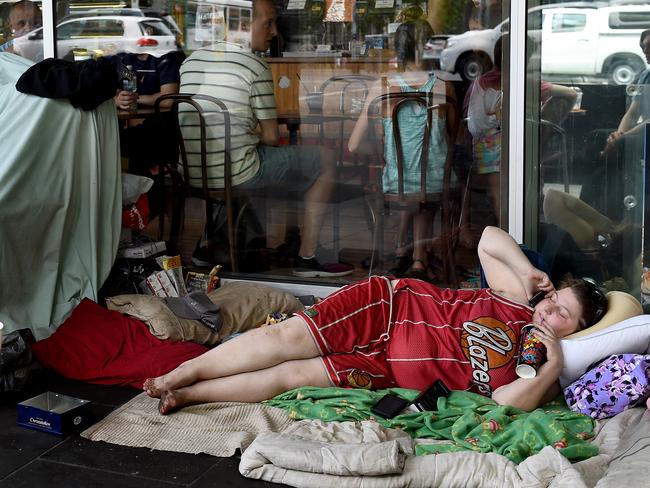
xmin=239 ymin=408 xmax=649 ymax=488
xmin=81 ymin=393 xmax=292 ymax=457
xmin=82 ymin=393 xmax=649 ymax=487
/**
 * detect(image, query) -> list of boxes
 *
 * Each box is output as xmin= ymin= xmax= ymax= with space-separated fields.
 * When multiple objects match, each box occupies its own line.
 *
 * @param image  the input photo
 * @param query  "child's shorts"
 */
xmin=473 ymin=131 xmax=501 ymax=175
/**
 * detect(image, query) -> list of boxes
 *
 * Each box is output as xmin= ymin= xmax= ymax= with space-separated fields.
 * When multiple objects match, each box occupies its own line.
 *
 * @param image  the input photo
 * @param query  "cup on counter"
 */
xmin=515 ymin=324 xmax=546 ymax=378
xmin=572 ymin=87 xmax=583 ymax=111
xmin=305 ymin=91 xmax=324 ymax=114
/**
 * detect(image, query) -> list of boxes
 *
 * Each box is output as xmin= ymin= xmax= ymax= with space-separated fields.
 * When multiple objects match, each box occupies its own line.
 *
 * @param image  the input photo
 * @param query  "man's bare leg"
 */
xmin=158 ymin=357 xmax=330 ymax=414
xmin=298 ymin=147 xmax=335 ymax=257
xmin=143 ymin=316 xmax=319 ymax=397
xmin=412 ymin=210 xmax=432 ymax=269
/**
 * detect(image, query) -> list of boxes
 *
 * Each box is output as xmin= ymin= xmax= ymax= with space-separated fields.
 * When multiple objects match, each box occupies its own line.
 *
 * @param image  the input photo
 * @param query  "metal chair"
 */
xmin=154 ymin=93 xmax=252 ymax=272
xmin=530 ymin=117 xmax=570 ymax=193
xmin=366 ymin=92 xmax=459 ymax=286
xmin=317 ymin=74 xmax=378 ymax=256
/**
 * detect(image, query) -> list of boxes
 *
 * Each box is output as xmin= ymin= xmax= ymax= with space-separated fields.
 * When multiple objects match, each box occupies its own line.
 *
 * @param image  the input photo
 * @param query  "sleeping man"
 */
xmin=143 ymin=226 xmax=606 ymax=414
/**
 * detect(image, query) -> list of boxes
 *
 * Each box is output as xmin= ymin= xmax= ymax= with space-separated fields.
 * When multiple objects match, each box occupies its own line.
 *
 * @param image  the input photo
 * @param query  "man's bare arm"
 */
xmin=137 ymin=82 xmax=179 ymax=108
xmin=258 ymin=118 xmax=279 ymax=146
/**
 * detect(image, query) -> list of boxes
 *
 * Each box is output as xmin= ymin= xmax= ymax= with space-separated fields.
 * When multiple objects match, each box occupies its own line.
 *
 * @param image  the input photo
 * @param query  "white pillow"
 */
xmin=559 ymin=315 xmax=650 ymax=387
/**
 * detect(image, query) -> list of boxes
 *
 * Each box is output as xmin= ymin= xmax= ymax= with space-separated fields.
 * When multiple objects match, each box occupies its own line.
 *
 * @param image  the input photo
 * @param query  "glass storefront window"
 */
xmin=525 ymin=0 xmax=648 ymax=307
xmin=5 ymin=0 xmax=514 ymax=289
xmin=6 ymin=0 xmax=650 ymax=304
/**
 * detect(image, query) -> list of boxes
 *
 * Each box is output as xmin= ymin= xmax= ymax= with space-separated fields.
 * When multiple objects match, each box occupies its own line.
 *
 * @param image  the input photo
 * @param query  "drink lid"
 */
xmin=515 ymin=363 xmax=537 ymax=379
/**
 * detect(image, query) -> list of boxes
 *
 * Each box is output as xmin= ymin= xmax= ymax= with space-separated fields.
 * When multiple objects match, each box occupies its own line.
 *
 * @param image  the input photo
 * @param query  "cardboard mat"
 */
xmin=81 ymin=392 xmax=292 ymax=457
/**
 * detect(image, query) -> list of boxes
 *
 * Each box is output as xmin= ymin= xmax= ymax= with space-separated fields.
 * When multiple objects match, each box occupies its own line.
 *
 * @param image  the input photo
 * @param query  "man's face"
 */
xmin=9 ymin=2 xmax=42 ymax=37
xmin=251 ymin=0 xmax=277 ymax=52
xmin=641 ymin=35 xmax=650 ymax=64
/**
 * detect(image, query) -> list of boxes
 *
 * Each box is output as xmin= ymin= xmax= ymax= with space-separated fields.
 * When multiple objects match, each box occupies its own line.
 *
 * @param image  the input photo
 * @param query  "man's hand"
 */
xmin=114 ymin=89 xmax=138 ymax=110
xmin=604 ymin=129 xmax=624 ymax=152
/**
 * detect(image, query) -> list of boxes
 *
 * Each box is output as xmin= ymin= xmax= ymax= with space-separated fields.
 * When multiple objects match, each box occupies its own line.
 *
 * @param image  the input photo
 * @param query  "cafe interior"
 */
xmin=2 ymin=0 xmax=650 ymax=485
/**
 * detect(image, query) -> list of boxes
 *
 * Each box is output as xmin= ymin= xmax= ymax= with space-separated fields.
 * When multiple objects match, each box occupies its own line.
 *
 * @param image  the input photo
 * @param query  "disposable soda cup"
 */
xmin=305 ymin=91 xmax=324 ymax=113
xmin=516 ymin=324 xmax=546 ymax=378
xmin=572 ymin=87 xmax=583 ymax=111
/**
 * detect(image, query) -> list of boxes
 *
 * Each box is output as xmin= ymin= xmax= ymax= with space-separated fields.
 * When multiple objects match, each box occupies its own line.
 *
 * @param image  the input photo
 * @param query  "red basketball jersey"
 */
xmin=387 ymin=279 xmax=533 ymax=395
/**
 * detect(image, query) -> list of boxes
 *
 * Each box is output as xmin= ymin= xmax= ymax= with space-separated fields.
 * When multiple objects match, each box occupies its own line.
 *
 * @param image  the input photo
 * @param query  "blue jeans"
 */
xmin=236 ymin=145 xmax=322 ymax=191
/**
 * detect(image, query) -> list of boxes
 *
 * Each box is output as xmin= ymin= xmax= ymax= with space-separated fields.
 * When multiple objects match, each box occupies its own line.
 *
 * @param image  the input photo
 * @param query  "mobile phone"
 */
xmin=529 ymin=291 xmax=546 ymax=308
xmin=413 ymin=380 xmax=450 ymax=412
xmin=370 ymin=393 xmax=410 ymax=419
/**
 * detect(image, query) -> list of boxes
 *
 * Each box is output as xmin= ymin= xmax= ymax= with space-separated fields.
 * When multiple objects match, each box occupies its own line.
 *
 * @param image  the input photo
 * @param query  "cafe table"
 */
xmin=277 ymin=110 xmax=362 ymax=145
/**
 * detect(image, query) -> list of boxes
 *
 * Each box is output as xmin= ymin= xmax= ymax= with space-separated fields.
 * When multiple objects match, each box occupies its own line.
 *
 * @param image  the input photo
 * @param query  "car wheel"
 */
xmin=609 ymin=59 xmax=644 ymax=86
xmin=458 ymin=53 xmax=487 ymax=82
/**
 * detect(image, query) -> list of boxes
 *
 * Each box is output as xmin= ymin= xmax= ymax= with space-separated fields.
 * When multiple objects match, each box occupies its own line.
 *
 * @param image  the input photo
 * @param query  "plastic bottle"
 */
xmin=122 ymin=65 xmax=138 ymax=112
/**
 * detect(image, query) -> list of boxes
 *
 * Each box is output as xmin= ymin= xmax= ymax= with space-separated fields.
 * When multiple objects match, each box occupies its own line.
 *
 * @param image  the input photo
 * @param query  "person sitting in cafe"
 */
xmin=178 ymin=0 xmax=352 ymax=277
xmin=113 ymin=50 xmax=185 ymax=113
xmin=114 ymin=49 xmax=185 ymax=218
xmin=348 ymin=15 xmax=456 ymax=281
xmin=0 ymin=0 xmax=42 ymax=54
xmin=603 ymin=29 xmax=650 ymax=156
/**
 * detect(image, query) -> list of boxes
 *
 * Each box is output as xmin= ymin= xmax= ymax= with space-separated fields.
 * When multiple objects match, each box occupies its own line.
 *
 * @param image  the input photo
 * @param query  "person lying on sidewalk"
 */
xmin=144 ymin=226 xmax=606 ymax=414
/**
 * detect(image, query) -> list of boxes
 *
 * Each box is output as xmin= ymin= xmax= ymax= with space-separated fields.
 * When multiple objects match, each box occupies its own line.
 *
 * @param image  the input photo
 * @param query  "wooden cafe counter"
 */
xmin=267 ymin=54 xmax=397 ymax=114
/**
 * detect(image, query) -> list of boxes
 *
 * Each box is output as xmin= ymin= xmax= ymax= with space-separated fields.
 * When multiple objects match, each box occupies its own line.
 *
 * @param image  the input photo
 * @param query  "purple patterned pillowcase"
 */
xmin=564 ymin=354 xmax=650 ymax=419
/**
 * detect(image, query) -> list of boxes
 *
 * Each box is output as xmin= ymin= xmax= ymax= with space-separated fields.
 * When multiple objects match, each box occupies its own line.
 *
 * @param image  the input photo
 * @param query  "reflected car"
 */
xmin=13 ymin=15 xmax=178 ymax=62
xmin=436 ymin=2 xmax=650 ymax=84
xmin=422 ymin=35 xmax=448 ymax=66
xmin=437 ymin=6 xmax=545 ymax=82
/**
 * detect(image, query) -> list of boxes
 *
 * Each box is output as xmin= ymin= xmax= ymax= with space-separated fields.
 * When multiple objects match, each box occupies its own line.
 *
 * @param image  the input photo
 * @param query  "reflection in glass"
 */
xmin=0 ymin=0 xmax=43 ymax=60
xmin=526 ymin=0 xmax=647 ymax=306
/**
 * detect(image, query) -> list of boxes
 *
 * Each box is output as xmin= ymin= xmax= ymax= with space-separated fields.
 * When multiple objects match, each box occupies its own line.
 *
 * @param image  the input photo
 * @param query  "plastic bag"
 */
xmin=122 ymin=173 xmax=154 ymax=206
xmin=1 ymin=328 xmax=40 ymax=393
xmin=1 ymin=328 xmax=34 ymax=374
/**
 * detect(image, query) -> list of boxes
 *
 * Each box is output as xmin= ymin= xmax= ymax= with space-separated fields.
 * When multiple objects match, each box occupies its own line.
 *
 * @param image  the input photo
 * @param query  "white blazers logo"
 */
xmin=460 ymin=317 xmax=516 ymax=395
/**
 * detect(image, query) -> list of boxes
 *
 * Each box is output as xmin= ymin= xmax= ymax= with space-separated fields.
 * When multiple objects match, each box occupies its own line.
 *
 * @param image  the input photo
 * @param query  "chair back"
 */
xmin=367 ymin=91 xmax=456 ymax=205
xmin=528 ymin=117 xmax=570 ymax=193
xmin=156 ymin=93 xmax=233 ymax=201
xmin=366 ymin=90 xmax=459 ymax=286
xmin=320 ymin=74 xmax=378 ymax=114
xmin=318 ymin=74 xmax=378 ymax=167
xmin=155 ymin=93 xmax=239 ymax=270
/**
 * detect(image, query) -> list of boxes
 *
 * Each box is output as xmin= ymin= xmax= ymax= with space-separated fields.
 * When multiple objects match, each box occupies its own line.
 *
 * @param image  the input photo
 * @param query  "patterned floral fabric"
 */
xmin=266 ymin=387 xmax=597 ymax=464
xmin=564 ymin=354 xmax=650 ymax=420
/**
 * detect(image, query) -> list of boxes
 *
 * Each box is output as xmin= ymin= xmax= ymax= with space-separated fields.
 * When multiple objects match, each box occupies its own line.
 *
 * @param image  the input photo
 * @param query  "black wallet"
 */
xmin=412 ymin=380 xmax=450 ymax=412
xmin=370 ymin=393 xmax=410 ymax=419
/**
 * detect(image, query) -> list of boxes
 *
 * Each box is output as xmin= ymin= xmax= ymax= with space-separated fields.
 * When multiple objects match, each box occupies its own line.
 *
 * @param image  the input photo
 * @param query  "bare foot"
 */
xmin=143 ymin=377 xmax=164 ymax=398
xmin=158 ymin=390 xmax=183 ymax=415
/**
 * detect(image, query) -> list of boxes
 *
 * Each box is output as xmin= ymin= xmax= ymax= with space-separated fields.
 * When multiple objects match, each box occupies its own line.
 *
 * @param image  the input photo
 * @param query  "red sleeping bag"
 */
xmin=32 ymin=298 xmax=208 ymax=388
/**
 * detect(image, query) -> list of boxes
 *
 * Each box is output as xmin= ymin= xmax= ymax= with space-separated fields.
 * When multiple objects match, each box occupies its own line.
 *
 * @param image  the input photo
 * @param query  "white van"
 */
xmin=541 ymin=4 xmax=650 ymax=85
xmin=437 ymin=3 xmax=650 ymax=85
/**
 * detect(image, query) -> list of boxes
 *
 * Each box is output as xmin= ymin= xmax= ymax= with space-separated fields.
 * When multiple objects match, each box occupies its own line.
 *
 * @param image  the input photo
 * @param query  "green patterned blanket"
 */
xmin=265 ymin=387 xmax=597 ymax=464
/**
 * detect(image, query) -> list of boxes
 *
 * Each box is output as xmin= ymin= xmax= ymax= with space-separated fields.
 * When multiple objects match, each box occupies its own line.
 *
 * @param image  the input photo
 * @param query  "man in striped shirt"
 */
xmin=179 ymin=0 xmax=352 ymax=277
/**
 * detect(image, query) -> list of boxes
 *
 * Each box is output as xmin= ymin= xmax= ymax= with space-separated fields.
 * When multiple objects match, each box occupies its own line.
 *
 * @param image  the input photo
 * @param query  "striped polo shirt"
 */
xmin=179 ymin=42 xmax=277 ymax=188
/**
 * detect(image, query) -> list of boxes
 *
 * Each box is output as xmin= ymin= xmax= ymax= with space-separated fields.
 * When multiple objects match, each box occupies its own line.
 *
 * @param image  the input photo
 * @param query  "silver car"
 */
xmin=13 ymin=15 xmax=178 ymax=62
